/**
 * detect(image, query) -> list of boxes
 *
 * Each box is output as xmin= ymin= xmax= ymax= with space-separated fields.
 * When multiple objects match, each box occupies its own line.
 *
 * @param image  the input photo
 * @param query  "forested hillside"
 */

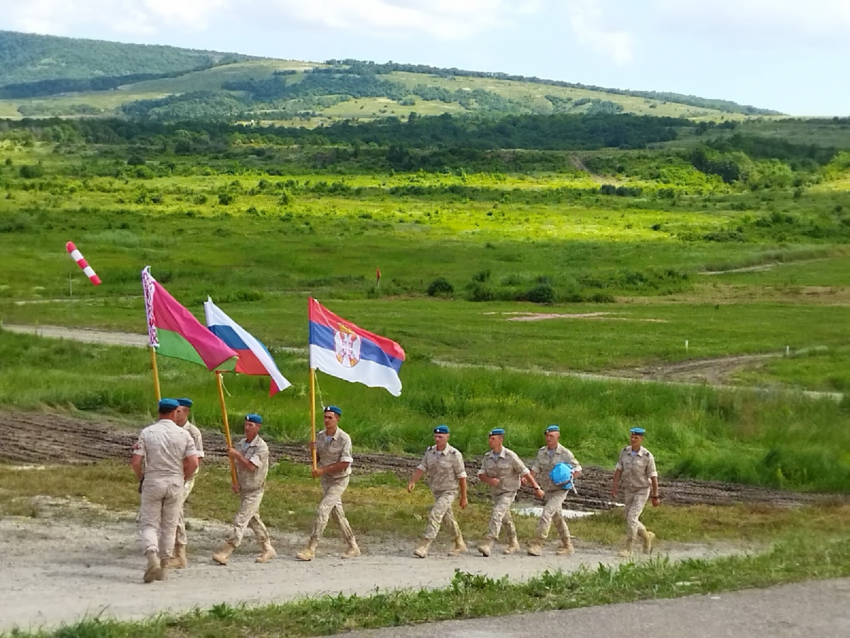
xmin=0 ymin=31 xmax=782 ymax=124
xmin=0 ymin=30 xmax=248 ymax=87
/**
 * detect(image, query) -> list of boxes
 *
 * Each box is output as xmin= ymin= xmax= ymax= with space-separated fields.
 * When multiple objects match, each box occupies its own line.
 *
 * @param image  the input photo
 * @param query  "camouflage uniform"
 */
xmin=133 ymin=419 xmax=198 ymax=560
xmin=478 ymin=447 xmax=530 ymax=541
xmin=615 ymin=445 xmax=658 ymax=542
xmin=227 ymin=435 xmax=271 ymax=546
xmin=309 ymin=427 xmax=356 ymax=544
xmin=417 ymin=444 xmax=467 ymax=540
xmin=531 ymin=444 xmax=582 ymax=540
xmin=175 ymin=420 xmax=204 ymax=547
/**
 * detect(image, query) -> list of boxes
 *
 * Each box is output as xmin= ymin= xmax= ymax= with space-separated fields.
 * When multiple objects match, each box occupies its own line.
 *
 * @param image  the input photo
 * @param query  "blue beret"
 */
xmin=433 ymin=425 xmax=450 ymax=434
xmin=489 ymin=428 xmax=505 ymax=436
xmin=158 ymin=398 xmax=179 ymax=411
xmin=245 ymin=413 xmax=263 ymax=424
xmin=546 ymin=424 xmax=560 ymax=433
xmin=324 ymin=405 xmax=342 ymax=416
xmin=176 ymin=398 xmax=193 ymax=407
xmin=630 ymin=427 xmax=646 ymax=435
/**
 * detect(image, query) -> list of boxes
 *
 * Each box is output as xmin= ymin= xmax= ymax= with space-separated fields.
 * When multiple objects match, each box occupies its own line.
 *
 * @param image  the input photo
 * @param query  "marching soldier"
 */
xmin=296 ymin=406 xmax=361 ymax=561
xmin=611 ymin=427 xmax=660 ymax=557
xmin=164 ymin=397 xmax=204 ymax=569
xmin=476 ymin=428 xmax=543 ymax=557
xmin=212 ymin=413 xmax=276 ymax=565
xmin=407 ymin=424 xmax=468 ymax=558
xmin=527 ymin=424 xmax=582 ymax=556
xmin=131 ymin=398 xmax=199 ymax=583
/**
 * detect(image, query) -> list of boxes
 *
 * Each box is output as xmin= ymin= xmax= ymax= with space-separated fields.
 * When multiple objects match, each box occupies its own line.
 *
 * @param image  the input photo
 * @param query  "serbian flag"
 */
xmin=204 ymin=298 xmax=292 ymax=396
xmin=309 ymin=297 xmax=405 ymax=396
xmin=141 ymin=267 xmax=238 ymax=371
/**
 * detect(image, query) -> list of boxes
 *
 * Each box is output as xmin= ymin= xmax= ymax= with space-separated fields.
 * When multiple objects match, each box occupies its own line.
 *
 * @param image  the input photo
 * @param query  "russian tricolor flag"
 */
xmin=309 ymin=298 xmax=405 ymax=396
xmin=204 ymin=298 xmax=292 ymax=396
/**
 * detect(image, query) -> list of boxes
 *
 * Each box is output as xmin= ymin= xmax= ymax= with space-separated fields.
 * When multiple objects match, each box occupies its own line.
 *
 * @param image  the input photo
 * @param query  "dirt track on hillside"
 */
xmin=0 ymin=409 xmax=831 ymax=510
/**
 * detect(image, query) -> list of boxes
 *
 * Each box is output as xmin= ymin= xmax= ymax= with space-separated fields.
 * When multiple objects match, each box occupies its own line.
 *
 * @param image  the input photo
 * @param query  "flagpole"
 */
xmin=149 ymin=346 xmax=161 ymax=401
xmin=215 ymin=371 xmax=239 ymax=487
xmin=310 ymin=367 xmax=317 ymax=471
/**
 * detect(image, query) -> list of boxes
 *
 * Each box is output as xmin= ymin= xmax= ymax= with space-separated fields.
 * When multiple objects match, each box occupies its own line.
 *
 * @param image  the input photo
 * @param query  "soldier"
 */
xmin=130 ymin=398 xmax=199 ymax=583
xmin=164 ymin=397 xmax=204 ymax=569
xmin=527 ymin=424 xmax=582 ymax=557
xmin=611 ymin=427 xmax=660 ymax=557
xmin=407 ymin=424 xmax=468 ymax=558
xmin=476 ymin=428 xmax=543 ymax=557
xmin=212 ymin=413 xmax=276 ymax=565
xmin=296 ymin=405 xmax=361 ymax=561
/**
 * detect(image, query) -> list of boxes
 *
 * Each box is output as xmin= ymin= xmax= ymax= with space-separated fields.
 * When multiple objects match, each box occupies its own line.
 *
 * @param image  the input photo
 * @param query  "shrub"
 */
xmin=426 ymin=277 xmax=454 ymax=297
xmin=523 ymin=284 xmax=555 ymax=304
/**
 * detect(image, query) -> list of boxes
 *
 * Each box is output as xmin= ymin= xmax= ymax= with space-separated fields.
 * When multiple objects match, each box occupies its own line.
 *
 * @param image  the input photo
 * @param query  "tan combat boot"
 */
xmin=641 ymin=530 xmax=656 ymax=554
xmin=617 ymin=537 xmax=633 ymax=558
xmin=165 ymin=543 xmax=187 ymax=568
xmin=143 ymin=550 xmax=163 ymax=583
xmin=556 ymin=536 xmax=575 ymax=556
xmin=212 ymin=541 xmax=236 ymax=566
xmin=296 ymin=537 xmax=318 ymax=561
xmin=413 ymin=538 xmax=432 ymax=558
xmin=503 ymin=535 xmax=521 ymax=555
xmin=477 ymin=537 xmax=495 ymax=557
xmin=341 ymin=540 xmax=361 ymax=559
xmin=256 ymin=539 xmax=277 ymax=563
xmin=527 ymin=537 xmax=544 ymax=556
xmin=448 ymin=533 xmax=467 ymax=557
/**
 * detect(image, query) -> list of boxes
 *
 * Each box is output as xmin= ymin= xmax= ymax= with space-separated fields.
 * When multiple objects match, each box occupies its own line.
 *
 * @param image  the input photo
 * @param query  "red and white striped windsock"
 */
xmin=65 ymin=241 xmax=102 ymax=285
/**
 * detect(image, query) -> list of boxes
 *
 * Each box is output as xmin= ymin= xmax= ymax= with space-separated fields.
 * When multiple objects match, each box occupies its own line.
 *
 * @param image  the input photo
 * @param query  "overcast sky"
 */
xmin=1 ymin=0 xmax=847 ymax=116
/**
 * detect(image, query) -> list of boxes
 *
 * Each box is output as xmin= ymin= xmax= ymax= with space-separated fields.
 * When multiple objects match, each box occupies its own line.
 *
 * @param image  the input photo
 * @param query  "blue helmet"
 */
xmin=549 ymin=462 xmax=574 ymax=491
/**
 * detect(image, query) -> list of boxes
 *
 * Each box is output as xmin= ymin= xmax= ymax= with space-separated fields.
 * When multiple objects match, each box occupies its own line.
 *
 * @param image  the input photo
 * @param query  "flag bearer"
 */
xmin=527 ymin=425 xmax=582 ymax=556
xmin=212 ymin=413 xmax=276 ymax=565
xmin=407 ymin=424 xmax=469 ymax=558
xmin=296 ymin=406 xmax=361 ymax=560
xmin=164 ymin=397 xmax=204 ymax=569
xmin=476 ymin=428 xmax=543 ymax=556
xmin=131 ymin=398 xmax=199 ymax=583
xmin=611 ymin=427 xmax=660 ymax=557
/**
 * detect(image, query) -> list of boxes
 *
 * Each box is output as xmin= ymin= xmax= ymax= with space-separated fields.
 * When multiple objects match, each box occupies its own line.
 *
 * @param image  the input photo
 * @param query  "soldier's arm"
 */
xmin=130 ymin=434 xmax=145 ymax=481
xmin=408 ymin=467 xmax=425 ymax=492
xmin=611 ymin=467 xmax=622 ymax=498
xmin=458 ymin=477 xmax=468 ymax=509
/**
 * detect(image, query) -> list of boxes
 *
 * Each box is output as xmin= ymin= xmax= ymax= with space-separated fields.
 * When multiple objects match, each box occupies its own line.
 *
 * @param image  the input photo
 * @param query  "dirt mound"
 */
xmin=0 ymin=410 xmax=831 ymax=510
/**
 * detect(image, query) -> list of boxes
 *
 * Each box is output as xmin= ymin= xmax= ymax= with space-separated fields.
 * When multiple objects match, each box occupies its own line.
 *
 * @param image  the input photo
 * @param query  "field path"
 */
xmin=3 ymin=324 xmax=842 ymax=402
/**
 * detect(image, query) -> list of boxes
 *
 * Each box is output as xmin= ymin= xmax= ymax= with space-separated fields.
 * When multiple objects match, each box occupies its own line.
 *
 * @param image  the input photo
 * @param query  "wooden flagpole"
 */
xmin=149 ymin=346 xmax=161 ymax=401
xmin=216 ymin=371 xmax=239 ymax=487
xmin=310 ymin=367 xmax=317 ymax=471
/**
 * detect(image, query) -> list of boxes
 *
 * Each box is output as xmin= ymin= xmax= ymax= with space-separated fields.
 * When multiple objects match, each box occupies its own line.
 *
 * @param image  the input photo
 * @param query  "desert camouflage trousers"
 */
xmin=535 ymin=489 xmax=570 ymax=540
xmin=226 ymin=488 xmax=269 ymax=546
xmin=424 ymin=489 xmax=462 ymax=540
xmin=309 ymin=475 xmax=355 ymax=543
xmin=174 ymin=476 xmax=196 ymax=546
xmin=486 ymin=490 xmax=518 ymax=540
xmin=623 ymin=489 xmax=650 ymax=541
xmin=139 ymin=477 xmax=184 ymax=558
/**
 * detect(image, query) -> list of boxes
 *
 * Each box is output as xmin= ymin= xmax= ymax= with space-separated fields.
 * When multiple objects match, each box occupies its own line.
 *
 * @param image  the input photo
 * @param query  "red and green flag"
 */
xmin=141 ymin=266 xmax=238 ymax=371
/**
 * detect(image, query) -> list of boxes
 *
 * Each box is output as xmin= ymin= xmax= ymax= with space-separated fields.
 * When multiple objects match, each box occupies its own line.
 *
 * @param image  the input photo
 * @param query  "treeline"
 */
xmin=324 ymin=59 xmax=782 ymax=115
xmin=0 ymin=62 xmax=226 ymax=99
xmin=6 ymin=112 xmax=683 ymax=151
xmin=0 ymin=30 xmax=248 ymax=87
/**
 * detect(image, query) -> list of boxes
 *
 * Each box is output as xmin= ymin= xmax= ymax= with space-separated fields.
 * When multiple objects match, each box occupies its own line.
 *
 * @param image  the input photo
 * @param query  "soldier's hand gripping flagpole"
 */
xmin=215 ymin=371 xmax=239 ymax=488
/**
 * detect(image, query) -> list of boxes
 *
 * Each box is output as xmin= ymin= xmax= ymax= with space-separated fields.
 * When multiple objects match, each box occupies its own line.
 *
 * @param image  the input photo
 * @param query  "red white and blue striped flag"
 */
xmin=308 ymin=297 xmax=405 ymax=396
xmin=204 ymin=297 xmax=291 ymax=396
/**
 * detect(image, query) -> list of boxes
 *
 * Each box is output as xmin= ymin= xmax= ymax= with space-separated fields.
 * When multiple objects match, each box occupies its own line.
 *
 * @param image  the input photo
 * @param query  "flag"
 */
xmin=204 ymin=298 xmax=292 ymax=396
xmin=308 ymin=297 xmax=405 ymax=396
xmin=141 ymin=267 xmax=238 ymax=371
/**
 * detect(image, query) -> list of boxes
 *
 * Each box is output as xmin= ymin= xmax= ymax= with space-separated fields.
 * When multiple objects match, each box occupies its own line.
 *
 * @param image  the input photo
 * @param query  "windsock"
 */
xmin=66 ymin=241 xmax=101 ymax=285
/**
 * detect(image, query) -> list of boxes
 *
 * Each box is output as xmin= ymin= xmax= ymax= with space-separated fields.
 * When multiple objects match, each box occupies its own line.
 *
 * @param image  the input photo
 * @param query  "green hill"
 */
xmin=0 ymin=31 xmax=782 ymax=124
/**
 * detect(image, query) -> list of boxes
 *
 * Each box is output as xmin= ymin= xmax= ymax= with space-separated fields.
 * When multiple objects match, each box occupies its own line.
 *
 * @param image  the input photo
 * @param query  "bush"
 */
xmin=19 ymin=163 xmax=44 ymax=179
xmin=426 ymin=277 xmax=454 ymax=297
xmin=523 ymin=284 xmax=555 ymax=304
xmin=465 ymin=282 xmax=494 ymax=302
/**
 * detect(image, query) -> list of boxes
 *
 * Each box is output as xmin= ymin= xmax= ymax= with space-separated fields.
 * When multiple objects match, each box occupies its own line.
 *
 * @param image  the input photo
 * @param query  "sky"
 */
xmin=1 ymin=0 xmax=847 ymax=116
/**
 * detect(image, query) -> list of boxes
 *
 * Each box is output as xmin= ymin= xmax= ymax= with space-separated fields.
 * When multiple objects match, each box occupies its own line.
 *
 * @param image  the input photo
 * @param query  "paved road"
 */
xmin=339 ymin=578 xmax=850 ymax=638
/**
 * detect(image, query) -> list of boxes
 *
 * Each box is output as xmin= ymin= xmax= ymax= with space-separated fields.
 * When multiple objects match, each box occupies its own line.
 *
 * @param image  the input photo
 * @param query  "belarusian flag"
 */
xmin=141 ymin=266 xmax=238 ymax=371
